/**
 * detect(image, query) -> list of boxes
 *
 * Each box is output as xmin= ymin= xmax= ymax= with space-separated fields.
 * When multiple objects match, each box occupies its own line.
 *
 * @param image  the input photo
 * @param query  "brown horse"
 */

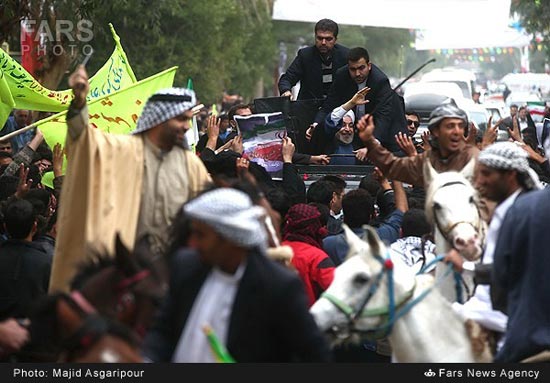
xmin=14 ymin=293 xmax=143 ymax=362
xmin=69 ymin=235 xmax=167 ymax=340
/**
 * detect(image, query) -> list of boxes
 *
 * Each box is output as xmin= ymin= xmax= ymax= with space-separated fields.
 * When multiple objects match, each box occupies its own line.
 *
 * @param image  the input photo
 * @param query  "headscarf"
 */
xmin=282 ymin=204 xmax=328 ymax=249
xmin=131 ymin=88 xmax=196 ymax=135
xmin=478 ymin=141 xmax=543 ymax=190
xmin=183 ymin=188 xmax=268 ymax=249
xmin=427 ymin=102 xmax=468 ymax=132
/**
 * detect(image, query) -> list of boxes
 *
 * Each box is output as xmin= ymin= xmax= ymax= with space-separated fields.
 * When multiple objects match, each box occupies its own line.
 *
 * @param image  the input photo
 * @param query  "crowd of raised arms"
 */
xmin=0 ymin=18 xmax=549 ymax=364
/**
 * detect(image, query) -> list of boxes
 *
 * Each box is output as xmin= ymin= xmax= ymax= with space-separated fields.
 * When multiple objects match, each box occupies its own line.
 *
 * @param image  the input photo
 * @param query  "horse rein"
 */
xmin=321 ymin=253 xmax=415 ymax=340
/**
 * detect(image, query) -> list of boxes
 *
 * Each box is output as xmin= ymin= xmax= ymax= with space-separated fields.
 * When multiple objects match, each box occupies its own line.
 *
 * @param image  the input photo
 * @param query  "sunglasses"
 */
xmin=407 ymin=119 xmax=420 ymax=128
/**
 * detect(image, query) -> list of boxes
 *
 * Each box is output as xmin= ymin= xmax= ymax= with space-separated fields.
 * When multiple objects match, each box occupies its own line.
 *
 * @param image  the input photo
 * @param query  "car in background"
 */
xmin=421 ymin=68 xmax=477 ymax=100
xmin=405 ymin=92 xmax=489 ymax=143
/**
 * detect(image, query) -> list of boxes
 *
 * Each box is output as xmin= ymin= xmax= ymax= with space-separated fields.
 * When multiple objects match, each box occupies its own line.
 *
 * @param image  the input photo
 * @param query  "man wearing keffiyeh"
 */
xmin=445 ymin=141 xmax=543 ymax=359
xmin=49 ymin=65 xmax=211 ymax=292
xmin=143 ymin=188 xmax=332 ymax=363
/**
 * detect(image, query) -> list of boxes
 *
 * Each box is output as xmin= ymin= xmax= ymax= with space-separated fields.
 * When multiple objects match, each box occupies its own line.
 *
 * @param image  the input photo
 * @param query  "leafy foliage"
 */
xmin=512 ymin=0 xmax=550 ymax=58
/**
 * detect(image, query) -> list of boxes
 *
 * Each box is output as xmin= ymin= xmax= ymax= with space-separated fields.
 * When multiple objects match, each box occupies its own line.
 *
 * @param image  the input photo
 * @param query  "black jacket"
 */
xmin=321 ymin=63 xmax=408 ymax=152
xmin=278 ymin=44 xmax=350 ymax=102
xmin=143 ymin=248 xmax=332 ymax=362
xmin=0 ymin=240 xmax=51 ymax=320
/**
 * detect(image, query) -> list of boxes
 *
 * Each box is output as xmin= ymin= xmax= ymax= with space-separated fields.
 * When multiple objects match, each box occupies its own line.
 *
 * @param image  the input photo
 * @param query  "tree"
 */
xmin=1 ymin=1 xmax=93 ymax=89
xmin=85 ymin=0 xmax=275 ymax=104
xmin=512 ymin=0 xmax=550 ymax=59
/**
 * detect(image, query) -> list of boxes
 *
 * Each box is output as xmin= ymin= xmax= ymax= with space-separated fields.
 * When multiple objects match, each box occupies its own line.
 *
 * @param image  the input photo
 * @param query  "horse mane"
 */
xmin=70 ymin=245 xmax=159 ymax=291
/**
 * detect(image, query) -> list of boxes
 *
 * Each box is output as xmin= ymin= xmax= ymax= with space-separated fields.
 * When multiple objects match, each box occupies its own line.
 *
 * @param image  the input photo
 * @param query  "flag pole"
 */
xmin=0 ymin=123 xmax=36 ymax=141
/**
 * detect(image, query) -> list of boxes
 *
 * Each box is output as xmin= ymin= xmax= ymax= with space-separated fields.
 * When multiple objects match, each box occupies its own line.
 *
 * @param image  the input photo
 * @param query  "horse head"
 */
xmin=310 ymin=224 xmax=415 ymax=346
xmin=70 ymin=234 xmax=167 ymax=340
xmin=424 ymin=158 xmax=485 ymax=261
xmin=21 ymin=293 xmax=142 ymax=362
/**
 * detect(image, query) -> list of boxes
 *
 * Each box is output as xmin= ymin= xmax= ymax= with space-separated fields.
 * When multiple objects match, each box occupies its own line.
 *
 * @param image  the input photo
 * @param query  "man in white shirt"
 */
xmin=143 ymin=187 xmax=331 ymax=362
xmin=445 ymin=141 xmax=542 ymax=354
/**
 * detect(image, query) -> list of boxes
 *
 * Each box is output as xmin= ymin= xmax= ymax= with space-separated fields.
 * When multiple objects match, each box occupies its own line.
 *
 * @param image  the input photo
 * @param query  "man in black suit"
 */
xmin=278 ymin=18 xmax=350 ymax=148
xmin=278 ymin=19 xmax=349 ymax=104
xmin=317 ymin=47 xmax=408 ymax=153
xmin=142 ymin=187 xmax=332 ymax=362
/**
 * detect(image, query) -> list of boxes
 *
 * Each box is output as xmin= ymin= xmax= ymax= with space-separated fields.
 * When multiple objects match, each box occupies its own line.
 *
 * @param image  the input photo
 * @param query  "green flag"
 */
xmin=39 ymin=66 xmax=177 ymax=188
xmin=184 ymin=77 xmax=199 ymax=152
xmin=0 ymin=69 xmax=15 ymax=127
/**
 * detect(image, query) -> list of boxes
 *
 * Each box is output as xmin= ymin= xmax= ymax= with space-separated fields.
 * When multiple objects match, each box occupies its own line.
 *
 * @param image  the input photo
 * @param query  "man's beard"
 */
xmin=336 ymin=132 xmax=354 ymax=145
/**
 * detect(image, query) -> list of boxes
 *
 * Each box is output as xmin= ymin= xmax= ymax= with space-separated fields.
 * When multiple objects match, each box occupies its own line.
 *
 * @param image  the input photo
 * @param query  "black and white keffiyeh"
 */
xmin=478 ymin=141 xmax=543 ymax=190
xmin=131 ymin=88 xmax=196 ymax=135
xmin=427 ymin=103 xmax=468 ymax=132
xmin=183 ymin=188 xmax=268 ymax=249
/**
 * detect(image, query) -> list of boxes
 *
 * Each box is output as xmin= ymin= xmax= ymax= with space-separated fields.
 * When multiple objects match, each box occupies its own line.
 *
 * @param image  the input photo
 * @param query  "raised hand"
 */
xmin=15 ymin=164 xmax=31 ymax=198
xmin=464 ymin=121 xmax=477 ymax=146
xmin=421 ymin=130 xmax=431 ymax=151
xmin=68 ymin=65 xmax=89 ymax=109
xmin=357 ymin=114 xmax=375 ymax=144
xmin=346 ymin=87 xmax=371 ymax=109
xmin=508 ymin=116 xmax=523 ymax=143
xmin=52 ymin=143 xmax=65 ymax=178
xmin=395 ymin=131 xmax=417 ymax=157
xmin=281 ymin=136 xmax=295 ymax=163
xmin=481 ymin=116 xmax=498 ymax=148
xmin=230 ymin=134 xmax=244 ymax=154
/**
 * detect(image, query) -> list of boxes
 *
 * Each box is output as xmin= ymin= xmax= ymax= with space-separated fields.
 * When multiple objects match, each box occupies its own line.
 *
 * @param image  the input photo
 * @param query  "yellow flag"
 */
xmin=39 ymin=66 xmax=177 ymax=188
xmin=0 ymin=69 xmax=15 ymax=127
xmin=0 ymin=24 xmax=136 ymax=125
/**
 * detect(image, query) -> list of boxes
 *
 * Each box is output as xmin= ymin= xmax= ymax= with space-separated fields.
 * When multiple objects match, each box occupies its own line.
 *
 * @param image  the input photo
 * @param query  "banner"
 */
xmin=0 ymin=70 xmax=15 ymax=128
xmin=39 ymin=66 xmax=177 ymax=188
xmin=0 ymin=23 xmax=136 ymax=126
xmin=234 ymin=112 xmax=287 ymax=180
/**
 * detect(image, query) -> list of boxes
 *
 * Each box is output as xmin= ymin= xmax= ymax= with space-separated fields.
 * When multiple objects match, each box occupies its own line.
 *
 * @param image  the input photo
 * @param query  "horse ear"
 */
xmin=460 ymin=157 xmax=477 ymax=183
xmin=114 ymin=233 xmax=139 ymax=275
xmin=423 ymin=159 xmax=438 ymax=186
xmin=342 ymin=223 xmax=368 ymax=260
xmin=363 ymin=225 xmax=384 ymax=256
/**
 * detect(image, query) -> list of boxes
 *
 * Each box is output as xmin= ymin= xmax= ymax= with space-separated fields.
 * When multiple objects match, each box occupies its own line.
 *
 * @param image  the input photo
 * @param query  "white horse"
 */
xmin=310 ymin=225 xmax=492 ymax=363
xmin=423 ymin=158 xmax=486 ymax=302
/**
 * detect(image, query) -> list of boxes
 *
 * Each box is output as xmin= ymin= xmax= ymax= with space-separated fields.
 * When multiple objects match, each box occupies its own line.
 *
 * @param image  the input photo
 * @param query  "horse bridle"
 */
xmin=321 ymin=253 xmax=415 ymax=340
xmin=72 ymin=268 xmax=153 ymax=337
xmin=432 ymin=181 xmax=483 ymax=245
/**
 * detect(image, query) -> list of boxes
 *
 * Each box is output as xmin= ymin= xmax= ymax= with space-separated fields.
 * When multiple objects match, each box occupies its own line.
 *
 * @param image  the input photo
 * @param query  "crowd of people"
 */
xmin=0 ymin=18 xmax=549 ymax=363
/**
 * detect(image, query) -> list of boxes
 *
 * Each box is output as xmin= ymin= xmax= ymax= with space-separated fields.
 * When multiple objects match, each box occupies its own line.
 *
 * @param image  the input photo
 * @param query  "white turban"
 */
xmin=344 ymin=109 xmax=355 ymax=124
xmin=131 ymin=88 xmax=196 ymax=135
xmin=183 ymin=188 xmax=268 ymax=249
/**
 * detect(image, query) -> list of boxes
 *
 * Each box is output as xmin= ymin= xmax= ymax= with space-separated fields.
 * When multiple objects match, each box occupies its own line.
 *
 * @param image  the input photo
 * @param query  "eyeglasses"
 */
xmin=407 ymin=119 xmax=420 ymax=128
xmin=315 ymin=35 xmax=334 ymax=42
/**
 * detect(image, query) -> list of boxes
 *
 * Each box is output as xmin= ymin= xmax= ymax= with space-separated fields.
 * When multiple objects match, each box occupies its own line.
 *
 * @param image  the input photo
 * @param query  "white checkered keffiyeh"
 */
xmin=131 ymin=88 xmax=196 ymax=135
xmin=183 ymin=188 xmax=268 ymax=249
xmin=478 ymin=141 xmax=543 ymax=190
